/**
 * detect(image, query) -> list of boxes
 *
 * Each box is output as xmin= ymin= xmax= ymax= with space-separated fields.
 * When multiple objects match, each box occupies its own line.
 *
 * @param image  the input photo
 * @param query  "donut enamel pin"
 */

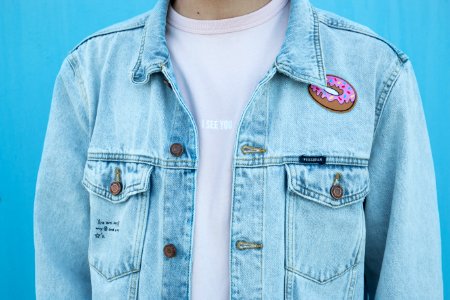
xmin=308 ymin=75 xmax=357 ymax=113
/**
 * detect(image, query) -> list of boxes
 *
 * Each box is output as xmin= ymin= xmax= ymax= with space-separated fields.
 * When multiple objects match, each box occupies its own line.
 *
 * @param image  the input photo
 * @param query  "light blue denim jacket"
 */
xmin=34 ymin=0 xmax=443 ymax=298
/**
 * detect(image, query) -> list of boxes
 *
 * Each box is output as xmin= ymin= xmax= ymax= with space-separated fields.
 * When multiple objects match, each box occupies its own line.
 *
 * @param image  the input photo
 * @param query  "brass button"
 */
xmin=163 ymin=243 xmax=177 ymax=258
xmin=170 ymin=143 xmax=184 ymax=157
xmin=110 ymin=167 xmax=123 ymax=195
xmin=330 ymin=184 xmax=343 ymax=199
xmin=110 ymin=181 xmax=123 ymax=195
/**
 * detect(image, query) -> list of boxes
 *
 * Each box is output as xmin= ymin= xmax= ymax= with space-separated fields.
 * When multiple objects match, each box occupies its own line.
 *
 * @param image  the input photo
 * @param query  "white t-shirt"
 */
xmin=165 ymin=0 xmax=290 ymax=298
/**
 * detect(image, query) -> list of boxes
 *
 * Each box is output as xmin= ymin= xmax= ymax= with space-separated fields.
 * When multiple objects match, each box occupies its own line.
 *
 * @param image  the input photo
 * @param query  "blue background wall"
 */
xmin=0 ymin=0 xmax=449 ymax=298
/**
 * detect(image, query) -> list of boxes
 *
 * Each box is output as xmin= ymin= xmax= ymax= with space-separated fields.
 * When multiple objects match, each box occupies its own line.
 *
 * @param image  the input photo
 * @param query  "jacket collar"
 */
xmin=131 ymin=0 xmax=328 ymax=88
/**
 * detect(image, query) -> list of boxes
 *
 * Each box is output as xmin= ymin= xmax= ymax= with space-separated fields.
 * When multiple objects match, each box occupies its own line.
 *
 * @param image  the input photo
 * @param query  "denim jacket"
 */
xmin=33 ymin=0 xmax=443 ymax=298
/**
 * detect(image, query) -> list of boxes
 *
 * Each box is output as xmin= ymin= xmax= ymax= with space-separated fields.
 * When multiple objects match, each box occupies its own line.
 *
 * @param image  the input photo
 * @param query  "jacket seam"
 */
xmin=317 ymin=17 xmax=408 ymax=64
xmin=372 ymin=58 xmax=406 ymax=136
xmin=288 ymin=183 xmax=368 ymax=208
xmin=66 ymin=53 xmax=92 ymax=144
xmin=311 ymin=8 xmax=326 ymax=81
xmin=131 ymin=16 xmax=150 ymax=83
xmin=130 ymin=189 xmax=145 ymax=298
xmin=69 ymin=18 xmax=148 ymax=54
xmin=89 ymin=261 xmax=139 ymax=281
xmin=348 ymin=207 xmax=365 ymax=299
xmin=347 ymin=262 xmax=359 ymax=300
xmin=285 ymin=262 xmax=357 ymax=285
xmin=82 ymin=164 xmax=152 ymax=202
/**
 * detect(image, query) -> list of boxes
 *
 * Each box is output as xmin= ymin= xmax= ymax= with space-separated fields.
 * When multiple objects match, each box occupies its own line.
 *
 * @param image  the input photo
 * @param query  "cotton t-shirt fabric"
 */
xmin=165 ymin=0 xmax=290 ymax=298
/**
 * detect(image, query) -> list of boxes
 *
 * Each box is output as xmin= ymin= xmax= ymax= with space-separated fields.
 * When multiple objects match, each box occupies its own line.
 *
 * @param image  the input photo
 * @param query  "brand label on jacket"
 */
xmin=299 ymin=155 xmax=327 ymax=164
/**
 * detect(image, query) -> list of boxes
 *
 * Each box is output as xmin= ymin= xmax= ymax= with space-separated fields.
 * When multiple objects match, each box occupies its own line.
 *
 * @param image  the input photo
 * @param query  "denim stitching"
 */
xmin=82 ymin=178 xmax=141 ymax=202
xmin=128 ymin=272 xmax=139 ymax=300
xmin=275 ymin=63 xmax=324 ymax=86
xmin=127 ymin=272 xmax=134 ymax=300
xmin=347 ymin=208 xmax=365 ymax=299
xmin=130 ymin=15 xmax=150 ymax=83
xmin=316 ymin=12 xmax=408 ymax=63
xmin=289 ymin=185 xmax=368 ymax=208
xmin=89 ymin=261 xmax=139 ymax=282
xmin=84 ymin=152 xmax=370 ymax=172
xmin=160 ymin=164 xmax=168 ymax=299
xmin=161 ymin=63 xmax=200 ymax=164
xmin=236 ymin=155 xmax=369 ymax=166
xmin=285 ymin=261 xmax=357 ymax=285
xmin=132 ymin=189 xmax=149 ymax=297
xmin=261 ymin=95 xmax=269 ymax=298
xmin=286 ymin=271 xmax=293 ymax=300
xmin=284 ymin=163 xmax=294 ymax=299
xmin=285 ymin=163 xmax=369 ymax=207
xmin=230 ymin=129 xmax=243 ymax=299
xmin=182 ymin=169 xmax=192 ymax=298
xmin=70 ymin=14 xmax=148 ymax=54
xmin=312 ymin=8 xmax=326 ymax=81
xmin=65 ymin=54 xmax=92 ymax=142
xmin=231 ymin=170 xmax=237 ymax=299
xmin=83 ymin=168 xmax=152 ymax=283
xmin=132 ymin=192 xmax=144 ymax=276
xmin=186 ymin=168 xmax=195 ymax=300
xmin=87 ymin=152 xmax=197 ymax=168
xmin=347 ymin=263 xmax=359 ymax=300
xmin=82 ymin=165 xmax=153 ymax=202
xmin=373 ymin=59 xmax=405 ymax=137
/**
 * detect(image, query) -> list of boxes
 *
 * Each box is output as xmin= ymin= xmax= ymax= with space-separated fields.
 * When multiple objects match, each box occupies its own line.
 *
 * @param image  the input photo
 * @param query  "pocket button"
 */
xmin=109 ymin=181 xmax=123 ymax=195
xmin=330 ymin=184 xmax=344 ymax=199
xmin=330 ymin=172 xmax=344 ymax=200
xmin=109 ymin=167 xmax=123 ymax=195
xmin=163 ymin=243 xmax=177 ymax=258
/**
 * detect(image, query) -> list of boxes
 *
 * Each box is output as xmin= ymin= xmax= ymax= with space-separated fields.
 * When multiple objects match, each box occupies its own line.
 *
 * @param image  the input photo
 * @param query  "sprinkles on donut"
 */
xmin=308 ymin=75 xmax=357 ymax=112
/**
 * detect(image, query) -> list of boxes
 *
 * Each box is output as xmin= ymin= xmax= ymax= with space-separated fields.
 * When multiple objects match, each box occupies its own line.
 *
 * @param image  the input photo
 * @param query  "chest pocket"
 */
xmin=284 ymin=161 xmax=369 ymax=284
xmin=81 ymin=159 xmax=154 ymax=281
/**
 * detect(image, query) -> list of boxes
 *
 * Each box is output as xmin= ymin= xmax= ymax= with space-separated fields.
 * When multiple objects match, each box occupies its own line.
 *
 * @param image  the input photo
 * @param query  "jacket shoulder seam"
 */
xmin=69 ymin=13 xmax=149 ymax=54
xmin=315 ymin=8 xmax=409 ymax=64
xmin=373 ymin=58 xmax=407 ymax=136
xmin=64 ymin=52 xmax=92 ymax=141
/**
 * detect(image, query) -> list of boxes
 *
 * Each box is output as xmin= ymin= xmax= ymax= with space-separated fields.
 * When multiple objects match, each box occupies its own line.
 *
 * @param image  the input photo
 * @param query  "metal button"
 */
xmin=163 ymin=243 xmax=177 ymax=258
xmin=170 ymin=143 xmax=184 ymax=157
xmin=110 ymin=181 xmax=123 ymax=195
xmin=330 ymin=172 xmax=343 ymax=200
xmin=330 ymin=184 xmax=343 ymax=199
xmin=110 ymin=167 xmax=123 ymax=195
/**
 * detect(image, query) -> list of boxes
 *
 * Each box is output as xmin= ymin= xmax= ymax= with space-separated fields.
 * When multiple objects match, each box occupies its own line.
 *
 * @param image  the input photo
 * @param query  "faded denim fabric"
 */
xmin=33 ymin=0 xmax=443 ymax=299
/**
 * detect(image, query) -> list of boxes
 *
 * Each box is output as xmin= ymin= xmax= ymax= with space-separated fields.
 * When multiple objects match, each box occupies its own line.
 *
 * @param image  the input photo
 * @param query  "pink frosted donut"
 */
xmin=308 ymin=75 xmax=358 ymax=112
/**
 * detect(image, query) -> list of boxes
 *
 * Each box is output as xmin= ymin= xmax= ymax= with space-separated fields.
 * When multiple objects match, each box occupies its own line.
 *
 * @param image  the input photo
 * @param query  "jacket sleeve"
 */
xmin=364 ymin=59 xmax=443 ymax=299
xmin=34 ymin=53 xmax=92 ymax=299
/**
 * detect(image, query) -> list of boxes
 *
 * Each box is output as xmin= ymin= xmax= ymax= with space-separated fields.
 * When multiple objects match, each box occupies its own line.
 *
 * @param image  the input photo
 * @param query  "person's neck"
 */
xmin=170 ymin=0 xmax=272 ymax=20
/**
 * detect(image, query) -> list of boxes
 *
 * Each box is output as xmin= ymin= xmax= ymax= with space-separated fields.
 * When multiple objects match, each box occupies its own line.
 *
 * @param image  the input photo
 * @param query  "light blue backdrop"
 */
xmin=0 ymin=0 xmax=448 ymax=299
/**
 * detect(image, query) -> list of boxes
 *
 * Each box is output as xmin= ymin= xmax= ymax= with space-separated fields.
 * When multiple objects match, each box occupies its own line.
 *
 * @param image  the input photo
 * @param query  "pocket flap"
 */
xmin=82 ymin=159 xmax=154 ymax=203
xmin=285 ymin=162 xmax=369 ymax=208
